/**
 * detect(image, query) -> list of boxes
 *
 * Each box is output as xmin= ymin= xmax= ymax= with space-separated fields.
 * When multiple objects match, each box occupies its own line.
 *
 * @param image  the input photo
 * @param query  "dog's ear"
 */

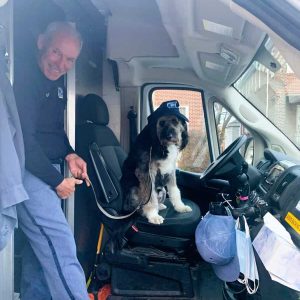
xmin=180 ymin=121 xmax=189 ymax=150
xmin=149 ymin=121 xmax=160 ymax=144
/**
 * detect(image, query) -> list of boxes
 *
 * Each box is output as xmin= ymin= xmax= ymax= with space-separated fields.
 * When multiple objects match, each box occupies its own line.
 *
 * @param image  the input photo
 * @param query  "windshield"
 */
xmin=234 ymin=38 xmax=300 ymax=149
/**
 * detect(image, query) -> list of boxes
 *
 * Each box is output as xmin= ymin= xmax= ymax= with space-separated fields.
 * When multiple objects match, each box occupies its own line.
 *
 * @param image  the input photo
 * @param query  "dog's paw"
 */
xmin=148 ymin=214 xmax=164 ymax=224
xmin=159 ymin=203 xmax=167 ymax=210
xmin=174 ymin=204 xmax=192 ymax=213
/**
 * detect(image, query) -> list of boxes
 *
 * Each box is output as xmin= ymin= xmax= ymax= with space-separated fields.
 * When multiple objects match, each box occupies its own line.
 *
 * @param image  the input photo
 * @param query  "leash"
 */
xmin=86 ymin=147 xmax=153 ymax=220
xmin=86 ymin=177 xmax=142 ymax=219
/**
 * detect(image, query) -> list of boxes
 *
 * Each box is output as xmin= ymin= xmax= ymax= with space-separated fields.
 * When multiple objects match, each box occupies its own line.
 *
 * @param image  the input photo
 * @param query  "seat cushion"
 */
xmin=135 ymin=198 xmax=201 ymax=238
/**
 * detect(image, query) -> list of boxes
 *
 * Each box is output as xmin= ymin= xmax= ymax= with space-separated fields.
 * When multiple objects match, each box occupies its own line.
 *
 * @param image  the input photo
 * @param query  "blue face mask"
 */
xmin=235 ymin=216 xmax=259 ymax=294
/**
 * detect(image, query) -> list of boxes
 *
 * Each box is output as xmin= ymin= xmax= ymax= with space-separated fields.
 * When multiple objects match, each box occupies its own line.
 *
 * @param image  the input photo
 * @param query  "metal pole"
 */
xmin=65 ymin=64 xmax=76 ymax=233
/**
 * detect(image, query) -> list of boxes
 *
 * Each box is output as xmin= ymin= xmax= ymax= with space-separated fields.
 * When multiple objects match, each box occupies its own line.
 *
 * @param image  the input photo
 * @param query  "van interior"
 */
xmin=0 ymin=0 xmax=300 ymax=299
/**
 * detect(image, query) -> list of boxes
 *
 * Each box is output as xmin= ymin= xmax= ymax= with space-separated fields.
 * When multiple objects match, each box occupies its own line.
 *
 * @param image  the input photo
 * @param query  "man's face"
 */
xmin=37 ymin=32 xmax=81 ymax=81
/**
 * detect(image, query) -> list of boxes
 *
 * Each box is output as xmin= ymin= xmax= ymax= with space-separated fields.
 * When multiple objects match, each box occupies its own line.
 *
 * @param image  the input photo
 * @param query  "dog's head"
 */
xmin=155 ymin=115 xmax=188 ymax=150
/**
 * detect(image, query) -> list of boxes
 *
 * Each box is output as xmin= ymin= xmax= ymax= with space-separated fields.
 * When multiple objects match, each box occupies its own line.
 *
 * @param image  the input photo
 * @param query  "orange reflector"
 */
xmin=97 ymin=284 xmax=111 ymax=300
xmin=88 ymin=293 xmax=95 ymax=300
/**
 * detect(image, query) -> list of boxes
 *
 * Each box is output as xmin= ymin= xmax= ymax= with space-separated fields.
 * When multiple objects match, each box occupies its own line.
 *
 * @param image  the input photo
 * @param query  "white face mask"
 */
xmin=236 ymin=216 xmax=259 ymax=294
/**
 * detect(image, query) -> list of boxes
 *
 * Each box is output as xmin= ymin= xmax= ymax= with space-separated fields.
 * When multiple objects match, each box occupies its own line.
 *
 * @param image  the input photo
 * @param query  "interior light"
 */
xmin=205 ymin=61 xmax=225 ymax=71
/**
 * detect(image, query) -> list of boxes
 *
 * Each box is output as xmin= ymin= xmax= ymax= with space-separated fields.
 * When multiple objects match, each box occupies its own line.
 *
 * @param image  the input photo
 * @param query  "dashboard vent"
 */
xmin=256 ymin=161 xmax=264 ymax=169
xmin=256 ymin=160 xmax=271 ymax=172
xmin=275 ymin=173 xmax=297 ymax=195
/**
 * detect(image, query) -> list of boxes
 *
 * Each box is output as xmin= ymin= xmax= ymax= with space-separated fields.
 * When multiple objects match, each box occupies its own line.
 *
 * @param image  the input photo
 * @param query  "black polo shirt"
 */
xmin=14 ymin=61 xmax=74 ymax=188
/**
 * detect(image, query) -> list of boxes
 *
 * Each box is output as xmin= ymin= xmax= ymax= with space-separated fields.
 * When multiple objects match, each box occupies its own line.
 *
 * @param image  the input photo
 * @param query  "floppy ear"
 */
xmin=180 ymin=121 xmax=189 ymax=150
xmin=149 ymin=121 xmax=160 ymax=145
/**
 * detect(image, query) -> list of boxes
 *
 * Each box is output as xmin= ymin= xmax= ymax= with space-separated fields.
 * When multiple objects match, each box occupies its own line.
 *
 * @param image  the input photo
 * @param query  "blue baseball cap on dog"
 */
xmin=195 ymin=213 xmax=240 ymax=282
xmin=147 ymin=100 xmax=189 ymax=124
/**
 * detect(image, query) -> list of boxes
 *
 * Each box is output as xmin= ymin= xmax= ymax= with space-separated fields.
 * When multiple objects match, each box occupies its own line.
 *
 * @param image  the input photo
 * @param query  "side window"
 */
xmin=213 ymin=102 xmax=254 ymax=165
xmin=151 ymin=89 xmax=210 ymax=172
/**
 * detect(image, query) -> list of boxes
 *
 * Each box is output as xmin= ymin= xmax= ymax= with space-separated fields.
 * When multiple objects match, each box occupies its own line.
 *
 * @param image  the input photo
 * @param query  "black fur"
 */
xmin=121 ymin=116 xmax=188 ymax=215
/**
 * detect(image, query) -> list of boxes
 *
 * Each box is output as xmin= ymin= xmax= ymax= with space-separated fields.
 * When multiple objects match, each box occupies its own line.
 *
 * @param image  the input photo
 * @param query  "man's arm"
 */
xmin=14 ymin=75 xmax=64 ymax=188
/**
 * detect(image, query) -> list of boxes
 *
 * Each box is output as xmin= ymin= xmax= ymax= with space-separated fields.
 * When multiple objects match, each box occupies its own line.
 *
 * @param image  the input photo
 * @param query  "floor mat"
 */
xmin=192 ymin=260 xmax=223 ymax=300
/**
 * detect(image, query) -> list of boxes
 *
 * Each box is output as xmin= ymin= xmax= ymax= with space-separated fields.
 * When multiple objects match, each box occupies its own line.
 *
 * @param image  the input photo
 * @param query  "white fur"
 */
xmin=158 ymin=145 xmax=178 ymax=174
xmin=144 ymin=145 xmax=192 ymax=224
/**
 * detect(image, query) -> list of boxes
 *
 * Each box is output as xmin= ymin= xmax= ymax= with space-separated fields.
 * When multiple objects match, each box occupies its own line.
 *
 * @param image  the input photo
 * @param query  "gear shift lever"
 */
xmin=237 ymin=162 xmax=250 ymax=207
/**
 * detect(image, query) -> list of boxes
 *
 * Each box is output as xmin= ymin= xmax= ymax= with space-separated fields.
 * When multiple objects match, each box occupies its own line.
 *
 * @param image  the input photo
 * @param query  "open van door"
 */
xmin=0 ymin=1 xmax=15 ymax=299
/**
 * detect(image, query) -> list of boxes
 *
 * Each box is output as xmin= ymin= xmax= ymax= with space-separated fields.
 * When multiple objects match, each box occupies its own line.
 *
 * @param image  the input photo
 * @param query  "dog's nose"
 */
xmin=166 ymin=132 xmax=173 ymax=140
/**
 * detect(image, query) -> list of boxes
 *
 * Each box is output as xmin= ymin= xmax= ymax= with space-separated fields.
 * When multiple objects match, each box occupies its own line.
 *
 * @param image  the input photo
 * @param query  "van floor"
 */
xmin=107 ymin=260 xmax=224 ymax=300
xmin=15 ymin=230 xmax=298 ymax=299
xmin=105 ymin=257 xmax=300 ymax=300
xmin=192 ymin=261 xmax=223 ymax=299
xmin=15 ymin=258 xmax=300 ymax=299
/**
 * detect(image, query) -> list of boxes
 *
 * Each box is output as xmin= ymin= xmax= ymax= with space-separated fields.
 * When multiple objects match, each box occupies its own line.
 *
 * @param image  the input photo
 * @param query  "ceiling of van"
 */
xmin=91 ymin=0 xmax=266 ymax=88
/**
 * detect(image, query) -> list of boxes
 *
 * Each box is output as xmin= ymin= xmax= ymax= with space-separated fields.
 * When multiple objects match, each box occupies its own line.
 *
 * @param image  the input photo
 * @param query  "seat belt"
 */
xmin=89 ymin=143 xmax=118 ymax=203
xmin=127 ymin=106 xmax=137 ymax=151
xmin=89 ymin=142 xmax=147 ymax=220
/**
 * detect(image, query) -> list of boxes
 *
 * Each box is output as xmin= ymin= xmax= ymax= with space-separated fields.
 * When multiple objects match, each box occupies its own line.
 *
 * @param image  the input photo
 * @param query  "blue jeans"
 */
xmin=17 ymin=169 xmax=89 ymax=300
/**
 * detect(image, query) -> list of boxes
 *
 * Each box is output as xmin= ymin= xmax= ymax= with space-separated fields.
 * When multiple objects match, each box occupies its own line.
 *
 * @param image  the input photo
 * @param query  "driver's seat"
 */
xmin=76 ymin=94 xmax=201 ymax=250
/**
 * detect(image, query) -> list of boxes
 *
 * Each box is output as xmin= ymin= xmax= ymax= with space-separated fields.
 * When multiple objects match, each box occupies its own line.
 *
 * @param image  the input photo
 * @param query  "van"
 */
xmin=0 ymin=0 xmax=299 ymax=299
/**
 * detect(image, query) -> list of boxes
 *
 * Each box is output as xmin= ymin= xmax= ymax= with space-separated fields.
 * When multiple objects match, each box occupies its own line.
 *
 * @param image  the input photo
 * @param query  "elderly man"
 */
xmin=14 ymin=22 xmax=90 ymax=300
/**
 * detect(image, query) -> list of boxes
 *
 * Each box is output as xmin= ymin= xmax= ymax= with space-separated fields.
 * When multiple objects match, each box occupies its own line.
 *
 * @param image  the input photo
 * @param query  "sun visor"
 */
xmin=254 ymin=45 xmax=281 ymax=73
xmin=232 ymin=0 xmax=300 ymax=51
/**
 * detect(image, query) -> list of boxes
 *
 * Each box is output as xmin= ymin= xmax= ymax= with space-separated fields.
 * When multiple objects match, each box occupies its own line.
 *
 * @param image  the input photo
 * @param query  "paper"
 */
xmin=270 ymin=273 xmax=300 ymax=292
xmin=263 ymin=212 xmax=294 ymax=243
xmin=253 ymin=213 xmax=300 ymax=292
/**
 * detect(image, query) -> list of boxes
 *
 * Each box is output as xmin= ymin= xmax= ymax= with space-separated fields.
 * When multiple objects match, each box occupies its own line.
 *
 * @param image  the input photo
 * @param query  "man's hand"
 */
xmin=65 ymin=153 xmax=90 ymax=186
xmin=56 ymin=177 xmax=83 ymax=199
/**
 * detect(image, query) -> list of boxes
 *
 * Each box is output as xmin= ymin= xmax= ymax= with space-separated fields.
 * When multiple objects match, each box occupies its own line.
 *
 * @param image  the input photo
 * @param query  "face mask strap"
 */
xmin=236 ymin=216 xmax=259 ymax=295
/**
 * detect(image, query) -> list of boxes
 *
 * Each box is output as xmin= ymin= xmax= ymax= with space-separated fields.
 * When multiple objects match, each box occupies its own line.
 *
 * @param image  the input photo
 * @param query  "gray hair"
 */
xmin=42 ymin=21 xmax=83 ymax=50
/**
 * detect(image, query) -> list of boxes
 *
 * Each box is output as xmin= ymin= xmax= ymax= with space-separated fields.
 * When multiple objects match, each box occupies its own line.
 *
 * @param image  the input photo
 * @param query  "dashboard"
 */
xmin=256 ymin=150 xmax=298 ymax=209
xmin=254 ymin=149 xmax=300 ymax=247
xmin=259 ymin=161 xmax=296 ymax=203
xmin=263 ymin=163 xmax=285 ymax=187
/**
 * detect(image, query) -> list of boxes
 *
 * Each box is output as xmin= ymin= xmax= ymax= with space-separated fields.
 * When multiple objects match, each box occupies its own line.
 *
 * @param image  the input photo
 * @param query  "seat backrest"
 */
xmin=76 ymin=94 xmax=127 ymax=215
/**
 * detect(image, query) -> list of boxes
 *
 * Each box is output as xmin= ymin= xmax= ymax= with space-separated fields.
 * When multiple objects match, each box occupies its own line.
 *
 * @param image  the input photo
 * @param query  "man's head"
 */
xmin=37 ymin=22 xmax=82 ymax=81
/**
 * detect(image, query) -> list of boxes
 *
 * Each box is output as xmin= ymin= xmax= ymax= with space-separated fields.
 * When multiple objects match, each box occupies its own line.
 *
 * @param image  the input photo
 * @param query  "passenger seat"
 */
xmin=75 ymin=94 xmax=201 ymax=251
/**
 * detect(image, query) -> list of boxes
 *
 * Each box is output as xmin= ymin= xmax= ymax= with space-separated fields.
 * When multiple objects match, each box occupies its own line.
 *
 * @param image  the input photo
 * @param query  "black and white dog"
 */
xmin=121 ymin=100 xmax=192 ymax=224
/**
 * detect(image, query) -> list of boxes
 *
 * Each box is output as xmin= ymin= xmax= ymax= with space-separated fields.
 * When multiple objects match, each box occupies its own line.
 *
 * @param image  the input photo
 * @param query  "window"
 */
xmin=234 ymin=37 xmax=300 ymax=149
xmin=213 ymin=102 xmax=253 ymax=164
xmin=151 ymin=89 xmax=210 ymax=172
xmin=179 ymin=106 xmax=189 ymax=120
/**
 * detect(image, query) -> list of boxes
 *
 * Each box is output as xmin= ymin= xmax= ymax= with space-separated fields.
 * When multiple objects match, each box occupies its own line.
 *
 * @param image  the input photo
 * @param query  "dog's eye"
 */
xmin=172 ymin=118 xmax=178 ymax=125
xmin=159 ymin=120 xmax=165 ymax=127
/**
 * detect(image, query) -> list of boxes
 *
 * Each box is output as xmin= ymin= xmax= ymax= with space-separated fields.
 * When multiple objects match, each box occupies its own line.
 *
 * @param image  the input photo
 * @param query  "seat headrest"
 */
xmin=78 ymin=94 xmax=109 ymax=125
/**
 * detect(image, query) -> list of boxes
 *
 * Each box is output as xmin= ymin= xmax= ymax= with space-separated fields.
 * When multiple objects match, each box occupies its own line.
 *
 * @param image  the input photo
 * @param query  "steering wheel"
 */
xmin=201 ymin=135 xmax=248 ymax=181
